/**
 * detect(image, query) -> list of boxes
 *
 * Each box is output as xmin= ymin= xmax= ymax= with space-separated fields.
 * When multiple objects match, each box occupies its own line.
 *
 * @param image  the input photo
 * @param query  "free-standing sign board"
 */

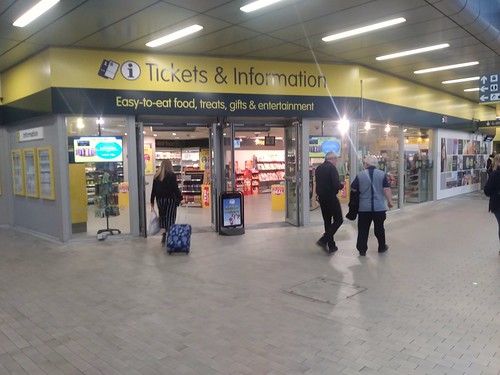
xmin=219 ymin=191 xmax=245 ymax=235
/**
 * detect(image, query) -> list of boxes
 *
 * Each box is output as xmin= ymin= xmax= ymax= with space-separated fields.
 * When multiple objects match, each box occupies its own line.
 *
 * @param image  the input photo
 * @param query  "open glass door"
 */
xmin=209 ymin=121 xmax=236 ymax=232
xmin=135 ymin=121 xmax=147 ymax=237
xmin=284 ymin=121 xmax=302 ymax=226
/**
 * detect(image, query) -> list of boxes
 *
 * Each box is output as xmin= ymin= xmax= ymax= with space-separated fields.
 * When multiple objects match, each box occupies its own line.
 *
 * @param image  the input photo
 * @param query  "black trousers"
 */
xmin=356 ymin=211 xmax=386 ymax=252
xmin=156 ymin=197 xmax=177 ymax=231
xmin=318 ymin=195 xmax=343 ymax=246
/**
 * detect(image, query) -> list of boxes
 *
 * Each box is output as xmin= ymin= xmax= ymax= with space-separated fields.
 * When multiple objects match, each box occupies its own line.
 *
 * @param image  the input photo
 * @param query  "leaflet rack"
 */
xmin=95 ymin=172 xmax=121 ymax=235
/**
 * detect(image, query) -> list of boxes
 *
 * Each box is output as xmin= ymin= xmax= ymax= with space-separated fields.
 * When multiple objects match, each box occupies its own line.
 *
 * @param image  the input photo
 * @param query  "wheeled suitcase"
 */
xmin=166 ymin=224 xmax=191 ymax=254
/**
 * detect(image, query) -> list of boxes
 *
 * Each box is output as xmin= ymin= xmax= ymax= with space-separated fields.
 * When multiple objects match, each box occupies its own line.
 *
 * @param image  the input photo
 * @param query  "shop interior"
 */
xmin=66 ymin=116 xmax=434 ymax=239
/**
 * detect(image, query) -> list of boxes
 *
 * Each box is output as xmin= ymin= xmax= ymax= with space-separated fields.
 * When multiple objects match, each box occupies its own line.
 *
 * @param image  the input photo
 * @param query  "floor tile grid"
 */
xmin=0 ymin=192 xmax=499 ymax=375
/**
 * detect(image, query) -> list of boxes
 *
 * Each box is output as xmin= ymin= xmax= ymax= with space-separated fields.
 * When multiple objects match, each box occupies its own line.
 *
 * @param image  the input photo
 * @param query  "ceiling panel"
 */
xmin=76 ymin=3 xmax=196 ymax=49
xmin=163 ymin=26 xmax=259 ymax=55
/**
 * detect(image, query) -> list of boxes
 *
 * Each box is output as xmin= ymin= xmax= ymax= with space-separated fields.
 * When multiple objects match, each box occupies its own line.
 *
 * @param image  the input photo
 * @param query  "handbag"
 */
xmin=345 ymin=190 xmax=359 ymax=220
xmin=148 ymin=210 xmax=161 ymax=235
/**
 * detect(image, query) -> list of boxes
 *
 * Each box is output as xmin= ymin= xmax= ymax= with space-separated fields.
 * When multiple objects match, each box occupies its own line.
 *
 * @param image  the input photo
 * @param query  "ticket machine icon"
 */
xmin=98 ymin=59 xmax=120 ymax=79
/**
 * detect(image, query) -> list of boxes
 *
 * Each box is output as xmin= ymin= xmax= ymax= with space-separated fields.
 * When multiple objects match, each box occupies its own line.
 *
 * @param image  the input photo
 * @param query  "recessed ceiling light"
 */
xmin=464 ymin=88 xmax=479 ymax=92
xmin=13 ymin=0 xmax=60 ymax=27
xmin=322 ymin=17 xmax=406 ymax=42
xmin=146 ymin=25 xmax=203 ymax=48
xmin=240 ymin=0 xmax=282 ymax=13
xmin=442 ymin=76 xmax=480 ymax=84
xmin=376 ymin=43 xmax=449 ymax=60
xmin=414 ymin=61 xmax=479 ymax=74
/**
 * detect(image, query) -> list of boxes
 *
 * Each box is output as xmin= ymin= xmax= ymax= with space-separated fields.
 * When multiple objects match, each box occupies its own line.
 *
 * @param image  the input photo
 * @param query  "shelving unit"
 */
xmin=256 ymin=161 xmax=285 ymax=193
xmin=182 ymin=170 xmax=204 ymax=206
xmin=155 ymin=149 xmax=182 ymax=189
xmin=405 ymin=171 xmax=423 ymax=203
xmin=252 ymin=171 xmax=260 ymax=194
xmin=180 ymin=148 xmax=202 ymax=206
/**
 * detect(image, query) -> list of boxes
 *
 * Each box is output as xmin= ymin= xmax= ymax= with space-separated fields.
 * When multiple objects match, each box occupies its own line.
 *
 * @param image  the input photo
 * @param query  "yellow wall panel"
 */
xmin=1 ymin=50 xmax=51 ymax=104
xmin=69 ymin=163 xmax=88 ymax=224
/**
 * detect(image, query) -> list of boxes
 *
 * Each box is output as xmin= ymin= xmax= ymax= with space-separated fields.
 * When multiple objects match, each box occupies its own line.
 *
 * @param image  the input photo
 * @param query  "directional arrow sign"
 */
xmin=477 ymin=120 xmax=500 ymax=127
xmin=479 ymin=73 xmax=500 ymax=104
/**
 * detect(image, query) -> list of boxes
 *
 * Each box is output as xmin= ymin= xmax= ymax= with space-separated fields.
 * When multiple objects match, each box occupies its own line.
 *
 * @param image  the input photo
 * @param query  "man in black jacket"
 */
xmin=315 ymin=151 xmax=343 ymax=253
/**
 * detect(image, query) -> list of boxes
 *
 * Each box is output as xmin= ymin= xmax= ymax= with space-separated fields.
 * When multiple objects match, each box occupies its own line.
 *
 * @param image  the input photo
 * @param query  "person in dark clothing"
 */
xmin=315 ymin=151 xmax=344 ymax=253
xmin=486 ymin=151 xmax=496 ymax=176
xmin=150 ymin=159 xmax=182 ymax=244
xmin=350 ymin=155 xmax=393 ymax=256
xmin=483 ymin=153 xmax=500 ymax=255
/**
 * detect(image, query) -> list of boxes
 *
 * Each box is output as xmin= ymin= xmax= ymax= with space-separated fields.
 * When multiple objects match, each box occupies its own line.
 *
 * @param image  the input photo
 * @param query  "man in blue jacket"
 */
xmin=315 ymin=151 xmax=343 ymax=253
xmin=350 ymin=155 xmax=393 ymax=256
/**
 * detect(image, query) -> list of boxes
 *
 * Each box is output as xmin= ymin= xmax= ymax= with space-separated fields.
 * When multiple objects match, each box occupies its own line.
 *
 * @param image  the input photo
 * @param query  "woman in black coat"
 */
xmin=483 ymin=153 xmax=500 ymax=255
xmin=150 ymin=159 xmax=182 ymax=244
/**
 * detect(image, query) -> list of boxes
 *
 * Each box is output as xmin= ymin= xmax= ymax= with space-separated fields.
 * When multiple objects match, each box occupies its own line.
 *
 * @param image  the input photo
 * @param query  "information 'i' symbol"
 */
xmin=120 ymin=61 xmax=141 ymax=80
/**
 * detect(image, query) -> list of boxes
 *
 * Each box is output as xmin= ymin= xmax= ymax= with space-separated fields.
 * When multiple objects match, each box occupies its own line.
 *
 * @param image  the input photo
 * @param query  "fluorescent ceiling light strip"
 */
xmin=414 ymin=61 xmax=479 ymax=74
xmin=322 ymin=17 xmax=406 ymax=42
xmin=376 ymin=43 xmax=449 ymax=60
xmin=442 ymin=76 xmax=480 ymax=84
xmin=240 ymin=0 xmax=282 ymax=12
xmin=146 ymin=24 xmax=203 ymax=47
xmin=464 ymin=88 xmax=479 ymax=92
xmin=13 ymin=0 xmax=60 ymax=27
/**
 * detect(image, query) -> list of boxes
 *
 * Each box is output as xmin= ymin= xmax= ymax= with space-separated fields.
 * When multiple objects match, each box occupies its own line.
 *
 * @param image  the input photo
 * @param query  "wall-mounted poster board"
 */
xmin=23 ymin=148 xmax=39 ymax=198
xmin=11 ymin=150 xmax=25 ymax=196
xmin=37 ymin=147 xmax=55 ymax=200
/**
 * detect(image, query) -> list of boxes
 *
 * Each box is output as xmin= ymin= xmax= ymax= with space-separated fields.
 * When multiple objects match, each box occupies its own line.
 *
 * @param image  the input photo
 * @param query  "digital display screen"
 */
xmin=234 ymin=139 xmax=241 ymax=149
xmin=222 ymin=196 xmax=242 ymax=227
xmin=74 ymin=136 xmax=123 ymax=163
xmin=309 ymin=136 xmax=341 ymax=158
xmin=264 ymin=136 xmax=275 ymax=146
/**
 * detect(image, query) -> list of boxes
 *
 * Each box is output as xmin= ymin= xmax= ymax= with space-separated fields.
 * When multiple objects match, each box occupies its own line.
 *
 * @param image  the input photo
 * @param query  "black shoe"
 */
xmin=328 ymin=243 xmax=338 ymax=253
xmin=378 ymin=245 xmax=388 ymax=253
xmin=316 ymin=240 xmax=329 ymax=253
xmin=359 ymin=251 xmax=366 ymax=256
xmin=161 ymin=233 xmax=166 ymax=245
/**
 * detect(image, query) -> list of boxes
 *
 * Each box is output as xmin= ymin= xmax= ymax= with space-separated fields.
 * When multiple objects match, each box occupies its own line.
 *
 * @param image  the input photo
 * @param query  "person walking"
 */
xmin=350 ymin=155 xmax=393 ymax=256
xmin=486 ymin=151 xmax=496 ymax=176
xmin=483 ymin=153 xmax=500 ymax=255
xmin=150 ymin=159 xmax=182 ymax=245
xmin=315 ymin=151 xmax=344 ymax=253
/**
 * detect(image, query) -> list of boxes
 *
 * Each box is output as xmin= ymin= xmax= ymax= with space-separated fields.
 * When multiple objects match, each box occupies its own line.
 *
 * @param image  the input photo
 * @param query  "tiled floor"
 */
xmin=0 ymin=192 xmax=498 ymax=375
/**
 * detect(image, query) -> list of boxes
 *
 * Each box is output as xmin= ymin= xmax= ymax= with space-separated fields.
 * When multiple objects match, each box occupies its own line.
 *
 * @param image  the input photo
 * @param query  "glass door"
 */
xmin=209 ymin=121 xmax=236 ymax=232
xmin=284 ymin=121 xmax=302 ymax=226
xmin=136 ymin=121 xmax=147 ymax=237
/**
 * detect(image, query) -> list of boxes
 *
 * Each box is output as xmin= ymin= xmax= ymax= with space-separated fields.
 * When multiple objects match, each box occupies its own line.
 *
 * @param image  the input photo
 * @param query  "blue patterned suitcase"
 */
xmin=166 ymin=224 xmax=191 ymax=254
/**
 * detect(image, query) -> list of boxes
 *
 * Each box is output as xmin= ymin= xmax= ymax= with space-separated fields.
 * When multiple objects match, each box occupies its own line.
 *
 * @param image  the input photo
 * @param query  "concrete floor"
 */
xmin=0 ymin=192 xmax=498 ymax=375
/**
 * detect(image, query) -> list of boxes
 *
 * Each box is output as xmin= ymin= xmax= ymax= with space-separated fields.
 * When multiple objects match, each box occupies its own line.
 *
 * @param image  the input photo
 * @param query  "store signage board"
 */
xmin=479 ymin=73 xmax=500 ymax=104
xmin=19 ymin=127 xmax=44 ymax=142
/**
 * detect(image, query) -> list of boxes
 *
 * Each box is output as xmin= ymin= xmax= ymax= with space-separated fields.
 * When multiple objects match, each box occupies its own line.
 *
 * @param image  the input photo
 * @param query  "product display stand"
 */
xmin=97 ymin=195 xmax=121 ymax=235
xmin=95 ymin=172 xmax=121 ymax=235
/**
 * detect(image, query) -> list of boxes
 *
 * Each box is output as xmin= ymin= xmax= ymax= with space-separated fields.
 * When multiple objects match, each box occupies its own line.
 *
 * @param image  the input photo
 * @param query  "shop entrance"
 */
xmin=142 ymin=116 xmax=303 ymax=234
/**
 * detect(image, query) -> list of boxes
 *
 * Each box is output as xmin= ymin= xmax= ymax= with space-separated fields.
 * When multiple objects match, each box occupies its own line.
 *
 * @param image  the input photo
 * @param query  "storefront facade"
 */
xmin=0 ymin=48 xmax=495 ymax=241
